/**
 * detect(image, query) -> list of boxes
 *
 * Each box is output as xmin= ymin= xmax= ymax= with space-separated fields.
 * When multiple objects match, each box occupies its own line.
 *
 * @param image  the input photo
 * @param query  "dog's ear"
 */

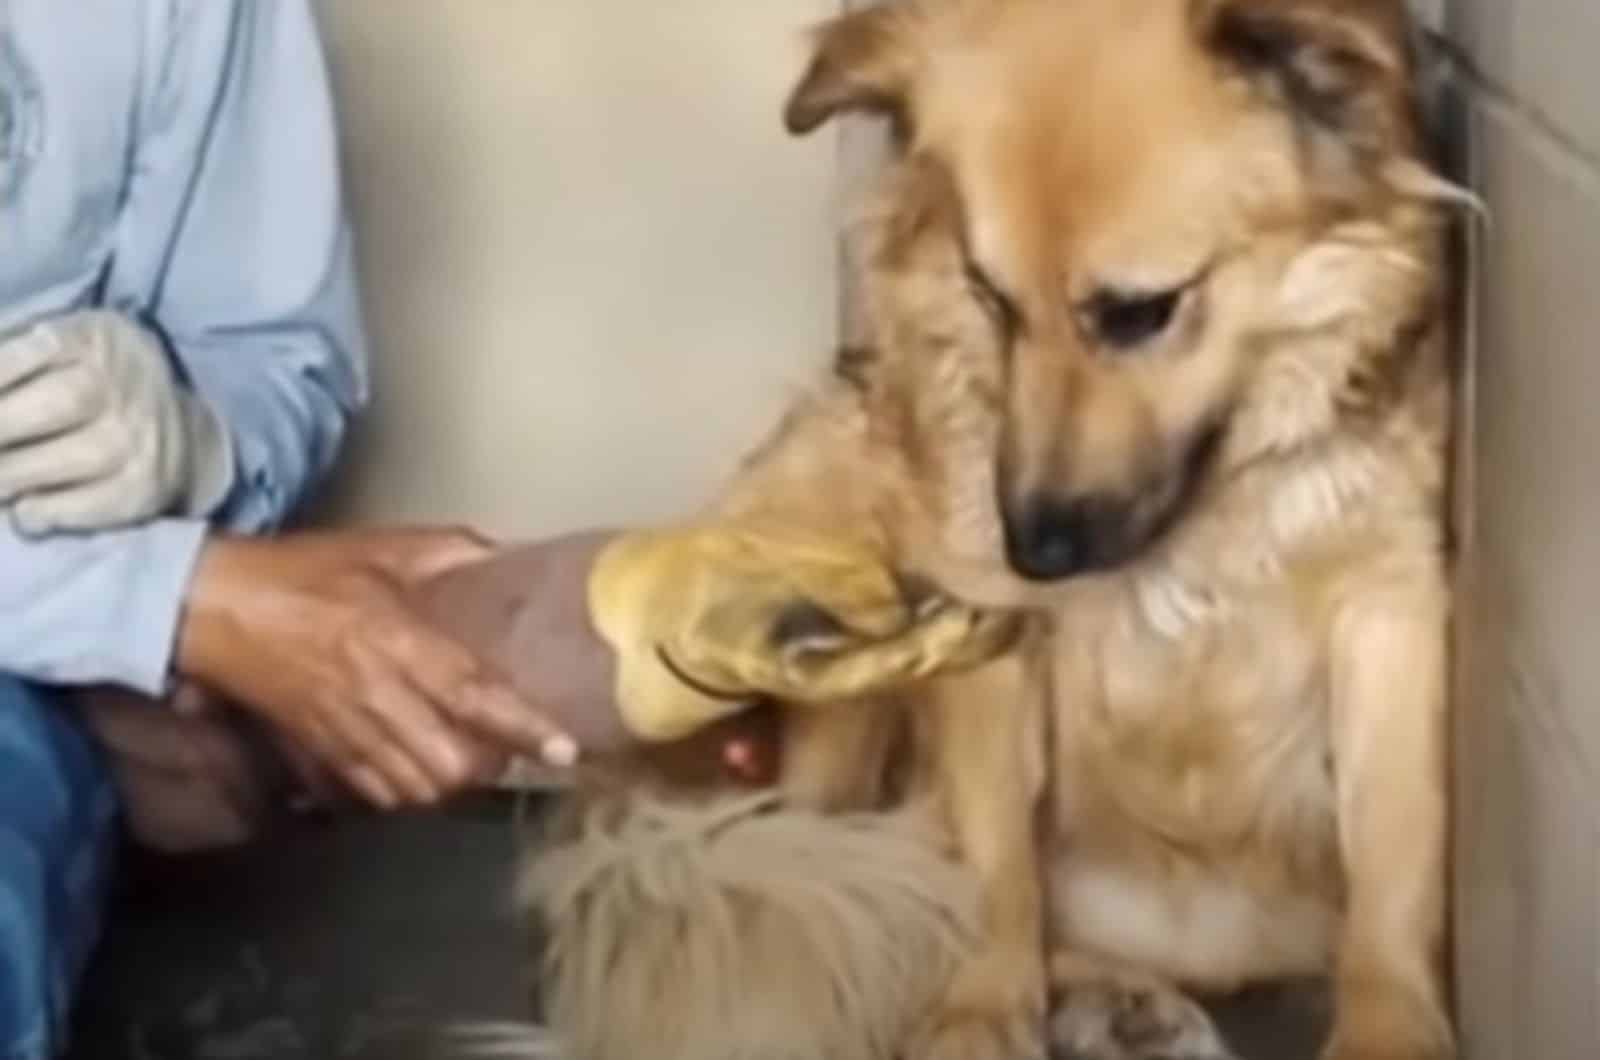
xmin=1195 ymin=0 xmax=1416 ymax=163
xmin=784 ymin=6 xmax=921 ymax=136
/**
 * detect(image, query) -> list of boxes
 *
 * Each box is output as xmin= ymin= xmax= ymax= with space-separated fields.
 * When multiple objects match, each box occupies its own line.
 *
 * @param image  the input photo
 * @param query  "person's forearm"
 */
xmin=105 ymin=0 xmax=369 ymax=536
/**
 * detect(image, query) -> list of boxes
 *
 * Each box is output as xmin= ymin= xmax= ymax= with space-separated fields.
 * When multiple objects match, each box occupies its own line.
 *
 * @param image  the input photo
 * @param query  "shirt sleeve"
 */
xmin=107 ymin=0 xmax=371 ymax=533
xmin=0 ymin=0 xmax=369 ymax=694
xmin=0 ymin=517 xmax=207 ymax=694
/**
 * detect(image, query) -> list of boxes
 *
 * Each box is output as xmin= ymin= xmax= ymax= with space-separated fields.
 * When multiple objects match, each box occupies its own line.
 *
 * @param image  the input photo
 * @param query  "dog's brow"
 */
xmin=965 ymin=258 xmax=1027 ymax=342
xmin=957 ymin=225 xmax=1027 ymax=340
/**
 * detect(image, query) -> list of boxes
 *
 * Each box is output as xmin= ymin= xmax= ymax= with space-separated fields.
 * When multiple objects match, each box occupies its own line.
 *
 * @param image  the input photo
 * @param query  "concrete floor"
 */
xmin=63 ymin=793 xmax=1327 ymax=1060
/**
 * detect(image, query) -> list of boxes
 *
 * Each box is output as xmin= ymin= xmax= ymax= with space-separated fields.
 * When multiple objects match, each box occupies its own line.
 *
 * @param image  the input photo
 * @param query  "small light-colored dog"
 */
xmin=505 ymin=2 xmax=1470 ymax=1059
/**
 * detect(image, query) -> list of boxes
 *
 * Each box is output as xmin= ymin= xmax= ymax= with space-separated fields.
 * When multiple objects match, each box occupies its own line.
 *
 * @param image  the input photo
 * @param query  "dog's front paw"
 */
xmin=1322 ymin=983 xmax=1455 ymax=1060
xmin=1050 ymin=976 xmax=1236 ymax=1060
xmin=909 ymin=949 xmax=1047 ymax=1060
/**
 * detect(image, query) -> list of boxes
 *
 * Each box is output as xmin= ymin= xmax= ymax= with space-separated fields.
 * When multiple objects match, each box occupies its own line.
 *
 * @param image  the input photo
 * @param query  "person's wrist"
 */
xmin=173 ymin=534 xmax=254 ymax=694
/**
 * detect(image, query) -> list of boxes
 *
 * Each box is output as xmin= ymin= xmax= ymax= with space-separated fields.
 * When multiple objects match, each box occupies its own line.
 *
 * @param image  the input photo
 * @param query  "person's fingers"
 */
xmin=0 ymin=417 xmax=121 ymax=504
xmin=366 ymin=738 xmax=442 ymax=806
xmin=349 ymin=713 xmax=443 ymax=806
xmin=342 ymin=763 xmax=400 ymax=810
xmin=269 ymin=731 xmax=343 ymax=810
xmin=10 ymin=463 xmax=153 ymax=536
xmin=108 ymin=758 xmax=257 ymax=853
xmin=384 ymin=622 xmax=576 ymax=767
xmin=184 ymin=713 xmax=266 ymax=816
xmin=306 ymin=679 xmax=440 ymax=806
xmin=80 ymin=694 xmax=199 ymax=773
xmin=91 ymin=695 xmax=265 ymax=820
xmin=455 ymin=682 xmax=577 ymax=768
xmin=0 ymin=362 xmax=103 ymax=452
xmin=460 ymin=737 xmax=511 ymax=786
xmin=357 ymin=647 xmax=478 ymax=794
xmin=0 ymin=327 xmax=68 ymax=398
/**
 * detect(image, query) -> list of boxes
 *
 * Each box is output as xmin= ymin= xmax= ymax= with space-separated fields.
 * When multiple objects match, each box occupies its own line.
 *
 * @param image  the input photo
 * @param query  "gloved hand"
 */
xmin=592 ymin=522 xmax=1021 ymax=741
xmin=0 ymin=310 xmax=233 ymax=535
xmin=415 ymin=524 xmax=1021 ymax=751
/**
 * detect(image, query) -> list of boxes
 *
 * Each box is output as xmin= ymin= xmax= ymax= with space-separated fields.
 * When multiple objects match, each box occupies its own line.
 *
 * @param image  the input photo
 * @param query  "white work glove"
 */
xmin=0 ymin=310 xmax=233 ymax=535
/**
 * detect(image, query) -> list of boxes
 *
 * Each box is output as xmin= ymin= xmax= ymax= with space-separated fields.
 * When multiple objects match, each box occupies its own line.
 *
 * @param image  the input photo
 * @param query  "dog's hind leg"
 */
xmin=905 ymin=652 xmax=1049 ymax=1060
xmin=1322 ymin=576 xmax=1455 ymax=1060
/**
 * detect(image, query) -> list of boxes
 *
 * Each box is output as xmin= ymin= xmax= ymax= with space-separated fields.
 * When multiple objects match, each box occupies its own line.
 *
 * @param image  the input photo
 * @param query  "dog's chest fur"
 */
xmin=1038 ymin=563 xmax=1345 ymax=985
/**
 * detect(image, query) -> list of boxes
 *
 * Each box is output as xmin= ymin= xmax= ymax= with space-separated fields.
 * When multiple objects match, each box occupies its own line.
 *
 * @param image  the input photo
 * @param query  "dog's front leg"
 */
xmin=908 ymin=651 xmax=1048 ymax=1060
xmin=1324 ymin=575 xmax=1456 ymax=1060
xmin=779 ymin=704 xmax=901 ymax=812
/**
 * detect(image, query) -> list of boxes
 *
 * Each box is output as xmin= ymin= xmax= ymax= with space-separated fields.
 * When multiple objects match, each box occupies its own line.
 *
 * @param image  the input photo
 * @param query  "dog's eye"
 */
xmin=1082 ymin=288 xmax=1183 ymax=351
xmin=964 ymin=262 xmax=1023 ymax=343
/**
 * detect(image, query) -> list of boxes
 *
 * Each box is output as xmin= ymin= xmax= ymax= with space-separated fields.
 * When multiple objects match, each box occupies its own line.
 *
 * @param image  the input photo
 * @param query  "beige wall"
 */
xmin=1433 ymin=0 xmax=1600 ymax=1056
xmin=309 ymin=1 xmax=842 ymax=538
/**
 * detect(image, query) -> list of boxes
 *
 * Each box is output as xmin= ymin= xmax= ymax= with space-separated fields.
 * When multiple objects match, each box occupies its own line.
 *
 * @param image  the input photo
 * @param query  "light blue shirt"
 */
xmin=0 ymin=0 xmax=370 ymax=695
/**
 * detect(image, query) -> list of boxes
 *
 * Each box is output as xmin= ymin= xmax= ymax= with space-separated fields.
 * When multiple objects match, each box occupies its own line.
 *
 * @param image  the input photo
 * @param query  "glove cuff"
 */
xmin=586 ymin=529 xmax=750 ymax=743
xmin=176 ymin=389 xmax=237 ymax=518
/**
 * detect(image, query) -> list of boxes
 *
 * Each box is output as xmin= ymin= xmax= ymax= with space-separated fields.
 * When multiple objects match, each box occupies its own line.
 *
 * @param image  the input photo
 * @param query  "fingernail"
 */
xmin=541 ymin=735 xmax=579 ymax=768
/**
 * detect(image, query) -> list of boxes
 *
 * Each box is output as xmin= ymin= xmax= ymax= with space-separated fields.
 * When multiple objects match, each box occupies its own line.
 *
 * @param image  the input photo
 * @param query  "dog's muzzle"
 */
xmin=1002 ymin=492 xmax=1133 ymax=582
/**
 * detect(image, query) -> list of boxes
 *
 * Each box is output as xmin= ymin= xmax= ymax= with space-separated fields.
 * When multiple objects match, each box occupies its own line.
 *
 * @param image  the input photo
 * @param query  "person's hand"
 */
xmin=78 ymin=682 xmax=267 ymax=853
xmin=176 ymin=527 xmax=578 ymax=810
xmin=412 ymin=530 xmax=789 ymax=785
xmin=0 ymin=311 xmax=233 ymax=535
xmin=415 ymin=524 xmax=1020 ymax=752
xmin=587 ymin=521 xmax=1022 ymax=742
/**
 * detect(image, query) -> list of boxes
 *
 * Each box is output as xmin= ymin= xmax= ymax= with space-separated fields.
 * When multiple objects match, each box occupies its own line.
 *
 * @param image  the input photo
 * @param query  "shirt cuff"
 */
xmin=108 ymin=519 xmax=209 ymax=696
xmin=176 ymin=343 xmax=329 ymax=534
xmin=176 ymin=386 xmax=239 ymax=520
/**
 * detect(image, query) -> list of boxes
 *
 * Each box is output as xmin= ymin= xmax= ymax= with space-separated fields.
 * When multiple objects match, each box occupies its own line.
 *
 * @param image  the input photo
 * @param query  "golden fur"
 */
xmin=521 ymin=794 xmax=980 ymax=1060
xmin=513 ymin=2 xmax=1467 ymax=1058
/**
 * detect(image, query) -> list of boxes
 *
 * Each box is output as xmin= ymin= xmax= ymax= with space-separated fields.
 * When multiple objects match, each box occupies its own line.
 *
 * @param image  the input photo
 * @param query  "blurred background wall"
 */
xmin=308 ymin=0 xmax=843 ymax=538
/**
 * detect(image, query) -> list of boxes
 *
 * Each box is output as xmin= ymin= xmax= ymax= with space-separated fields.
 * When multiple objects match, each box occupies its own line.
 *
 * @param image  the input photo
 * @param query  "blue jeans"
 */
xmin=0 ymin=678 xmax=119 ymax=1060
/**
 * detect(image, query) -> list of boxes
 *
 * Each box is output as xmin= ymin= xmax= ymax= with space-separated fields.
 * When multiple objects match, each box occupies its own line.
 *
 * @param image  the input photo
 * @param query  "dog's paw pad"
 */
xmin=1050 ymin=980 xmax=1235 ymax=1060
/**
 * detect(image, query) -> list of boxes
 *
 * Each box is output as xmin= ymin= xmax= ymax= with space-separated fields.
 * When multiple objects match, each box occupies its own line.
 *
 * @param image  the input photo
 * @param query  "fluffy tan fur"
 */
xmin=518 ymin=2 xmax=1466 ymax=1059
xmin=519 ymin=793 xmax=980 ymax=1060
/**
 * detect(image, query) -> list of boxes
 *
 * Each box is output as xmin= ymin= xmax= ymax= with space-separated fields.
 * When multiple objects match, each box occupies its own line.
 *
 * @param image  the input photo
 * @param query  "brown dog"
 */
xmin=510 ymin=2 xmax=1470 ymax=1059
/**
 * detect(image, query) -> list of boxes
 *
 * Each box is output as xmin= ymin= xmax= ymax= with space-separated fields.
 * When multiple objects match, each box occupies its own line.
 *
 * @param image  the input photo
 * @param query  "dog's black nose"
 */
xmin=1003 ymin=493 xmax=1123 ymax=582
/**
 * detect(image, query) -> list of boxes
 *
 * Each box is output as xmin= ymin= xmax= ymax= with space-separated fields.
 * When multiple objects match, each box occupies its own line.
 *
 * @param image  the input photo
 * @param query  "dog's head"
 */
xmin=786 ymin=0 xmax=1454 ymax=582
